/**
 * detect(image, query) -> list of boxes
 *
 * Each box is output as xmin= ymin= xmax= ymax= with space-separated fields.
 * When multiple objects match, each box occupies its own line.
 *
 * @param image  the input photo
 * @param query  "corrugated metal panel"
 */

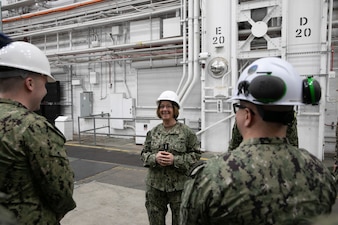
xmin=137 ymin=67 xmax=182 ymax=107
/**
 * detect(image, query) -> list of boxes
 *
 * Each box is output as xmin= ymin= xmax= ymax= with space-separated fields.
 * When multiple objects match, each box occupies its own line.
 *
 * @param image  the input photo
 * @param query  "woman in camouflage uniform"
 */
xmin=141 ymin=90 xmax=201 ymax=225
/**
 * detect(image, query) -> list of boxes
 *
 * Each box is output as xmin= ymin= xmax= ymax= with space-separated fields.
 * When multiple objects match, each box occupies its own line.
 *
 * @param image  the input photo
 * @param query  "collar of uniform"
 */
xmin=159 ymin=122 xmax=180 ymax=133
xmin=0 ymin=98 xmax=27 ymax=109
xmin=239 ymin=137 xmax=289 ymax=146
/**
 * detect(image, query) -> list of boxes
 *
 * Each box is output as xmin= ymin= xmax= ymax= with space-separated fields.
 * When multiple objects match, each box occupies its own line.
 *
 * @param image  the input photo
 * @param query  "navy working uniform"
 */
xmin=0 ymin=192 xmax=17 ymax=225
xmin=181 ymin=137 xmax=337 ymax=225
xmin=141 ymin=122 xmax=201 ymax=225
xmin=0 ymin=99 xmax=76 ymax=225
xmin=180 ymin=57 xmax=337 ymax=225
xmin=141 ymin=90 xmax=201 ymax=225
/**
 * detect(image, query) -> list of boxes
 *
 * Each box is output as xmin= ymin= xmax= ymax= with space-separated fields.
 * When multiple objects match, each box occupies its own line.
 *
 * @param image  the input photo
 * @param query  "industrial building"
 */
xmin=1 ymin=0 xmax=337 ymax=159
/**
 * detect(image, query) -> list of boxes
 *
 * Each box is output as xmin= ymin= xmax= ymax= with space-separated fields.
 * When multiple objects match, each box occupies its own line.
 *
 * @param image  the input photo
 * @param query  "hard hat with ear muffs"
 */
xmin=229 ymin=57 xmax=321 ymax=105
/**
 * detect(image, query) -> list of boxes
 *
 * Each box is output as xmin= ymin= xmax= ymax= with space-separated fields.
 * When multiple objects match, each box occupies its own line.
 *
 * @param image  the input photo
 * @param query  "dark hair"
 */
xmin=156 ymin=101 xmax=180 ymax=120
xmin=0 ymin=33 xmax=13 ymax=49
xmin=256 ymin=105 xmax=295 ymax=125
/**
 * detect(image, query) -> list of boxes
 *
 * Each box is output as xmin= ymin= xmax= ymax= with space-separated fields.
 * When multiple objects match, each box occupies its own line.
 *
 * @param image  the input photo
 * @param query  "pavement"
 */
xmin=60 ymin=136 xmax=338 ymax=225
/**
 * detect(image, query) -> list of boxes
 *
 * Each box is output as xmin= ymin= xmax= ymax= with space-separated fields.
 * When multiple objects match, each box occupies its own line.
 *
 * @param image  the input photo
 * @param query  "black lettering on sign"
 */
xmin=216 ymin=27 xmax=222 ymax=35
xmin=300 ymin=17 xmax=308 ymax=26
xmin=213 ymin=27 xmax=225 ymax=45
xmin=296 ymin=17 xmax=311 ymax=38
xmin=213 ymin=36 xmax=225 ymax=45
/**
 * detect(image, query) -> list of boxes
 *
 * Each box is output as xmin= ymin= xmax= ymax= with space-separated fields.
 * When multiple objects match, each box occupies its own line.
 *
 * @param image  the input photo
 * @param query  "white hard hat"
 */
xmin=157 ymin=90 xmax=180 ymax=109
xmin=0 ymin=41 xmax=55 ymax=82
xmin=230 ymin=57 xmax=305 ymax=105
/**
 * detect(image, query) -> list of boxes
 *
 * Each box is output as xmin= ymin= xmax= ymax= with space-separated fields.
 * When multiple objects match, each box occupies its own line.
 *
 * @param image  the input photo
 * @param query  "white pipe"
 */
xmin=9 ymin=5 xmax=181 ymax=40
xmin=120 ymin=61 xmax=131 ymax=98
xmin=178 ymin=0 xmax=194 ymax=100
xmin=132 ymin=58 xmax=183 ymax=69
xmin=46 ymin=37 xmax=183 ymax=57
xmin=297 ymin=112 xmax=321 ymax=116
xmin=69 ymin=31 xmax=72 ymax=50
xmin=196 ymin=114 xmax=234 ymax=136
xmin=230 ymin=0 xmax=238 ymax=137
xmin=176 ymin=0 xmax=187 ymax=94
xmin=326 ymin=0 xmax=335 ymax=103
xmin=200 ymin=0 xmax=206 ymax=151
xmin=124 ymin=125 xmax=135 ymax=131
xmin=318 ymin=0 xmax=330 ymax=159
xmin=180 ymin=0 xmax=200 ymax=105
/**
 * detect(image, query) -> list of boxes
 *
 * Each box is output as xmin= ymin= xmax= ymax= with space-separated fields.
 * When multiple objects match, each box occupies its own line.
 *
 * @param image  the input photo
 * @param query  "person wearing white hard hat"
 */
xmin=141 ymin=90 xmax=201 ymax=225
xmin=0 ymin=34 xmax=76 ymax=225
xmin=180 ymin=57 xmax=336 ymax=225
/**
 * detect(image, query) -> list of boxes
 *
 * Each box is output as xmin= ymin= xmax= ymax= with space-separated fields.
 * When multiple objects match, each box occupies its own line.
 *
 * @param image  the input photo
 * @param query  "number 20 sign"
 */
xmin=296 ymin=17 xmax=311 ymax=38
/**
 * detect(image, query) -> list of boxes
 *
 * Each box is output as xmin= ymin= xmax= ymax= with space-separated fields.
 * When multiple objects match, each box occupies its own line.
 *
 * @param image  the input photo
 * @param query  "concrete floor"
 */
xmin=61 ymin=136 xmax=338 ymax=225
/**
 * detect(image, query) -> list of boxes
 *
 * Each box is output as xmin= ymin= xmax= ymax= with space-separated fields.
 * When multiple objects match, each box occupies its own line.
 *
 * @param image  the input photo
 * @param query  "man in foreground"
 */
xmin=180 ymin=57 xmax=337 ymax=225
xmin=0 ymin=34 xmax=76 ymax=225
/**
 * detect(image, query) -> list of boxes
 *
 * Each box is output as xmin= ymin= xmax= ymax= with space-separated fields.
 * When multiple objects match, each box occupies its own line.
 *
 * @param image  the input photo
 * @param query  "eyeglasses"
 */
xmin=159 ymin=104 xmax=173 ymax=109
xmin=232 ymin=103 xmax=255 ymax=115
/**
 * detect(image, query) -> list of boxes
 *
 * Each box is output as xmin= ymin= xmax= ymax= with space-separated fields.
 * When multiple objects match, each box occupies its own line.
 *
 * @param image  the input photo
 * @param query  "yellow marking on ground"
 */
xmin=66 ymin=142 xmax=212 ymax=160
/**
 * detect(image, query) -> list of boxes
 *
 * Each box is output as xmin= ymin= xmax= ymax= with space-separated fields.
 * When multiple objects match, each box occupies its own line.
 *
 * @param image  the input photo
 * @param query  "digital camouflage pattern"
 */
xmin=0 ymin=192 xmax=17 ymax=225
xmin=333 ymin=120 xmax=338 ymax=179
xmin=141 ymin=122 xmax=201 ymax=225
xmin=335 ymin=120 xmax=338 ymax=167
xmin=180 ymin=137 xmax=337 ymax=225
xmin=311 ymin=213 xmax=338 ymax=225
xmin=141 ymin=122 xmax=201 ymax=191
xmin=0 ymin=205 xmax=16 ymax=225
xmin=0 ymin=99 xmax=76 ymax=225
xmin=228 ymin=115 xmax=299 ymax=151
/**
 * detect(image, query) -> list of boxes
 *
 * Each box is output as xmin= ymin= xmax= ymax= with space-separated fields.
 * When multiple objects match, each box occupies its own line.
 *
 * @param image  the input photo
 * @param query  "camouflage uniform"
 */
xmin=311 ymin=213 xmax=338 ymax=225
xmin=141 ymin=122 xmax=201 ymax=225
xmin=228 ymin=115 xmax=299 ymax=151
xmin=333 ymin=120 xmax=338 ymax=179
xmin=335 ymin=120 xmax=338 ymax=168
xmin=180 ymin=137 xmax=337 ymax=225
xmin=0 ymin=192 xmax=17 ymax=225
xmin=0 ymin=99 xmax=76 ymax=225
xmin=0 ymin=205 xmax=16 ymax=225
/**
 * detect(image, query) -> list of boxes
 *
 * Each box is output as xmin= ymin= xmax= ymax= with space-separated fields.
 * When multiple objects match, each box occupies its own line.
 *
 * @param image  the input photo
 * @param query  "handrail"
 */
xmin=77 ymin=115 xmax=187 ymax=146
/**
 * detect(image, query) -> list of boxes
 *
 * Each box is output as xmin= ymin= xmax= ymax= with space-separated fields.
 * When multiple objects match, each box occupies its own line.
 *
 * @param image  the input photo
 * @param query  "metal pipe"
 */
xmin=3 ymin=0 xmax=151 ymax=34
xmin=178 ymin=0 xmax=194 ymax=100
xmin=176 ymin=0 xmax=187 ymax=94
xmin=2 ymin=0 xmax=104 ymax=22
xmin=8 ymin=5 xmax=181 ymax=40
xmin=46 ymin=37 xmax=183 ymax=57
xmin=179 ymin=0 xmax=200 ymax=105
xmin=326 ymin=0 xmax=336 ymax=103
xmin=200 ymin=0 xmax=206 ymax=150
xmin=196 ymin=114 xmax=234 ymax=136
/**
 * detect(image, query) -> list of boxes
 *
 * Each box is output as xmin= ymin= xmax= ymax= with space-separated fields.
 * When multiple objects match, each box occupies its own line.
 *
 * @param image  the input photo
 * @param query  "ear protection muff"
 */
xmin=249 ymin=75 xmax=286 ymax=103
xmin=302 ymin=76 xmax=321 ymax=105
xmin=237 ymin=75 xmax=286 ymax=103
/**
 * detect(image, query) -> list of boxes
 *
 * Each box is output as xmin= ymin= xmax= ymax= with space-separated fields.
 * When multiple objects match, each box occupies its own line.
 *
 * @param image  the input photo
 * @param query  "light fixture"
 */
xmin=208 ymin=57 xmax=228 ymax=78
